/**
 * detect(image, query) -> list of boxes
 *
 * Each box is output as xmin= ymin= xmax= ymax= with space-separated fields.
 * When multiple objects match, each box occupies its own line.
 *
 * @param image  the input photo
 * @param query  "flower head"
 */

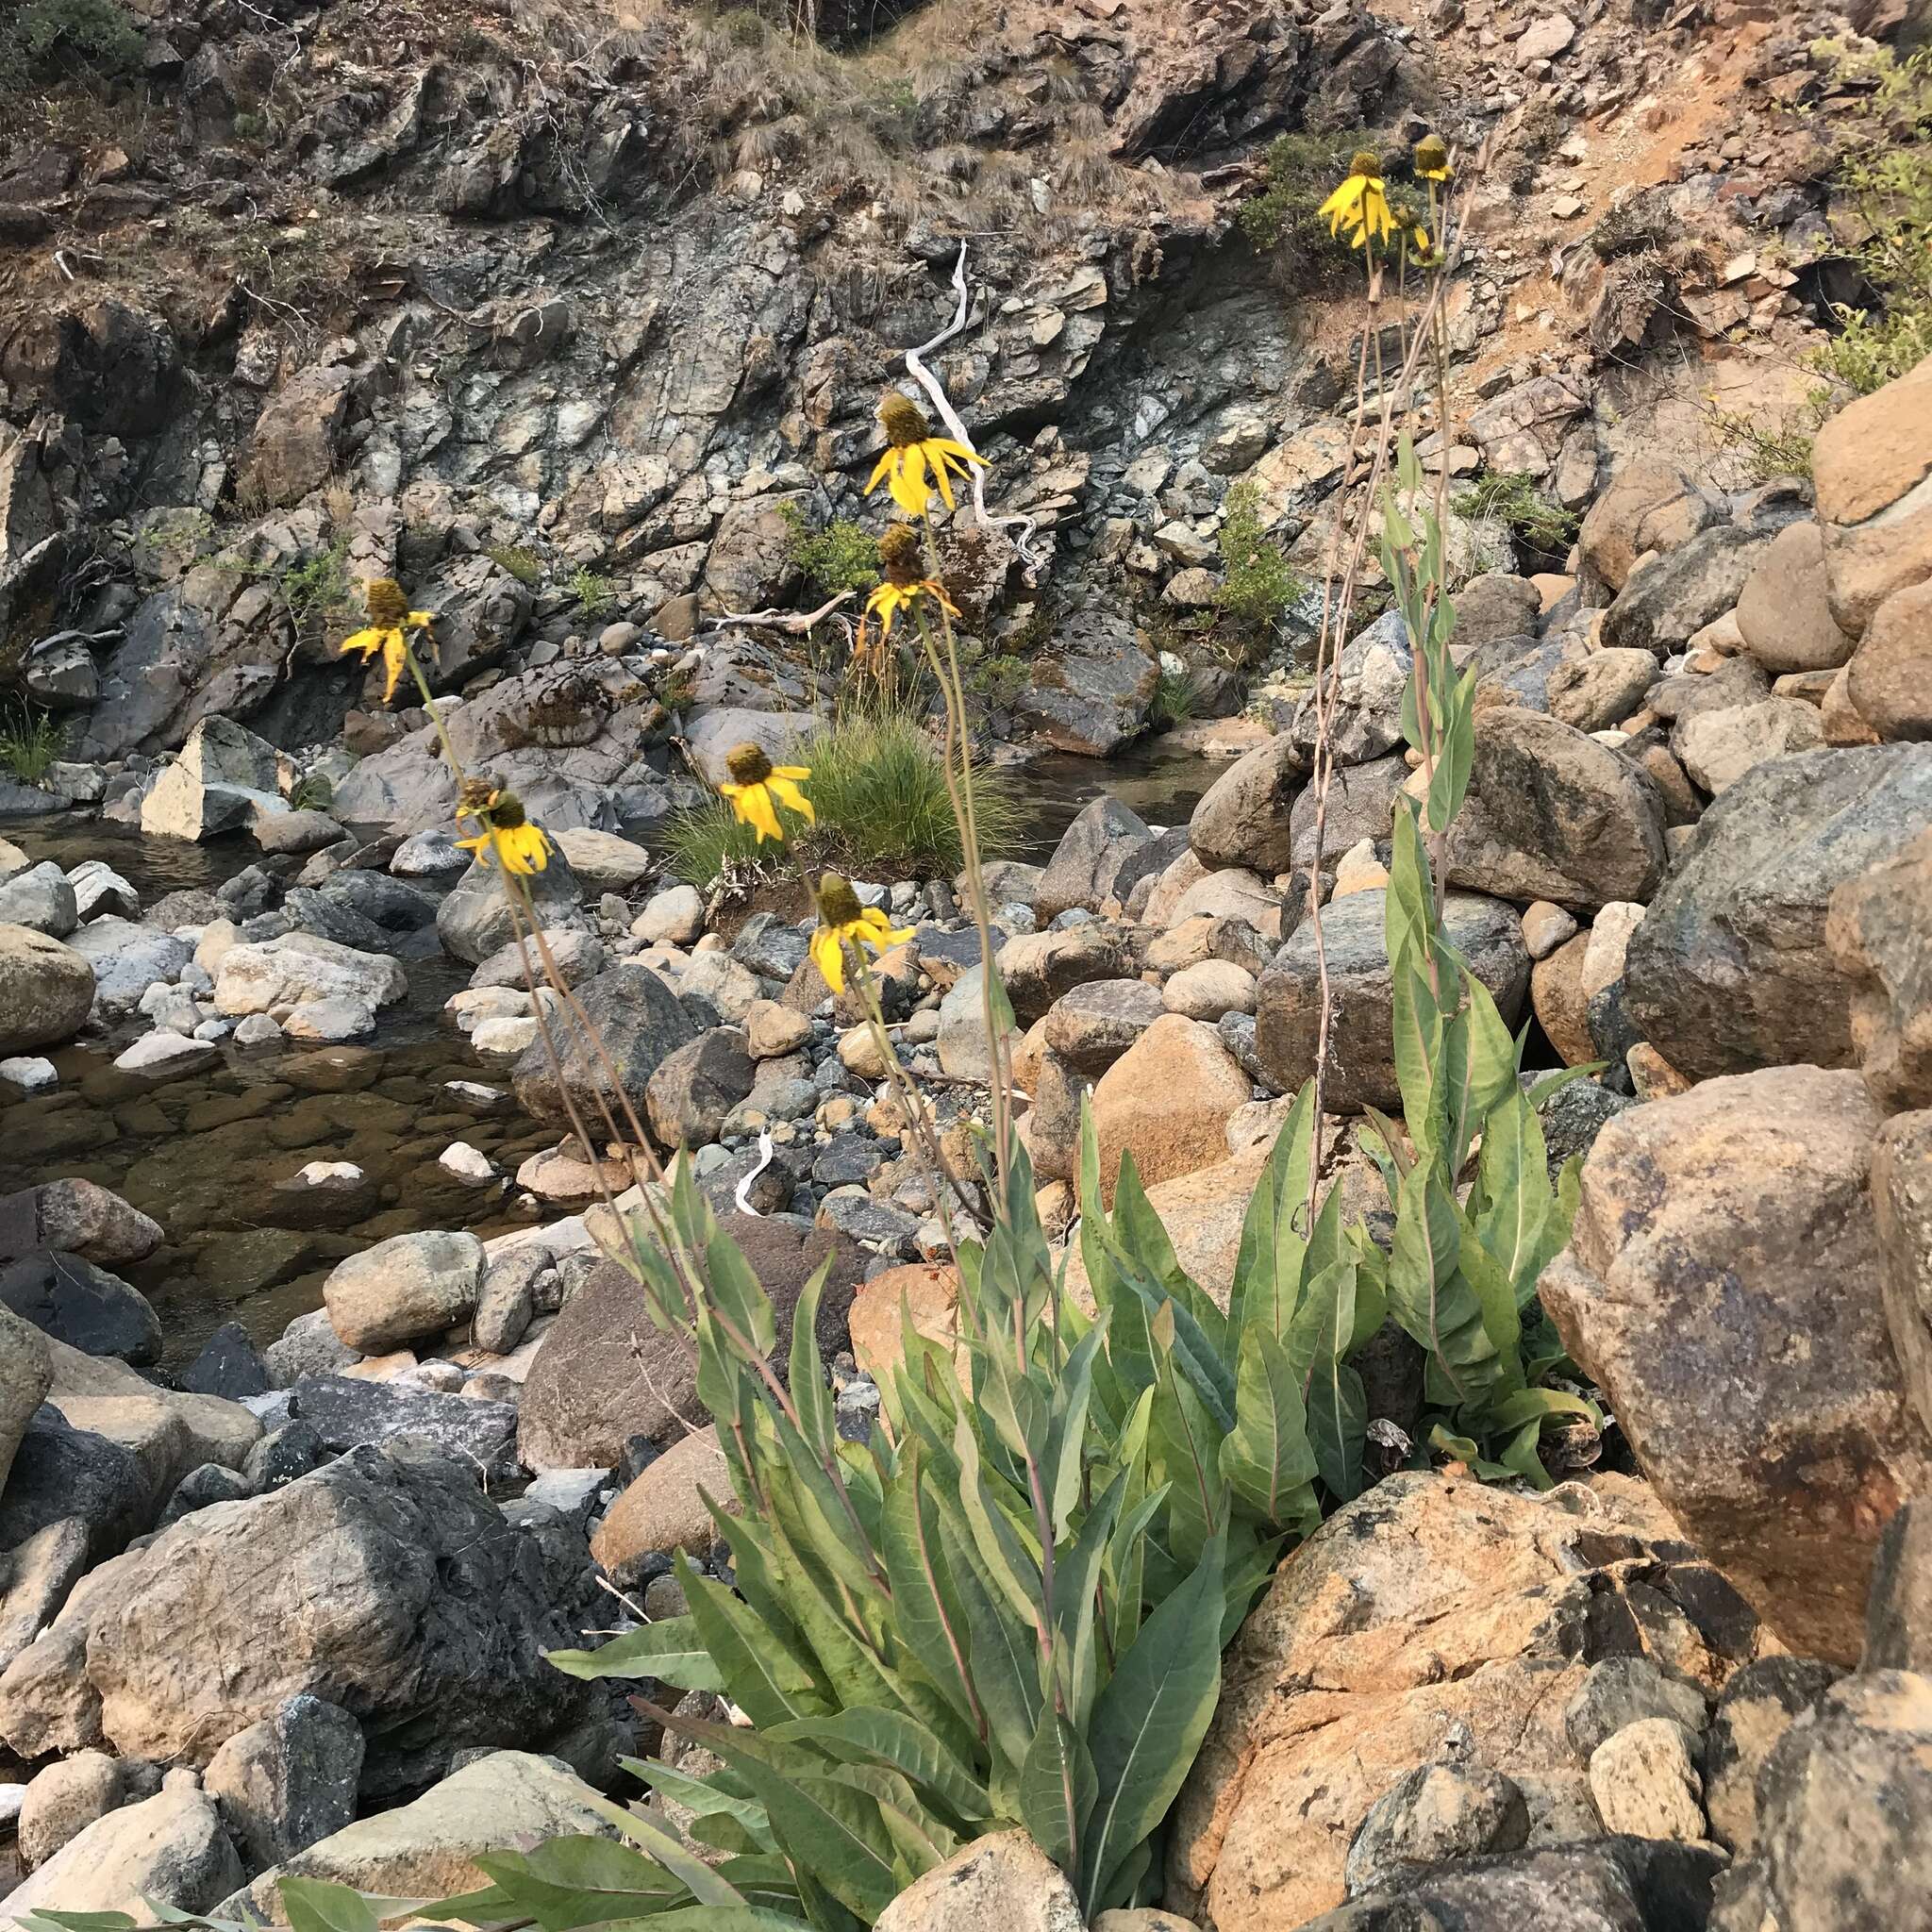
xmin=455 ymin=778 xmax=551 ymax=875
xmin=1319 ymin=150 xmax=1394 ymax=250
xmin=867 ymin=391 xmax=988 ymax=519
xmin=809 ymin=873 xmax=914 ymax=997
xmin=1413 ymin=134 xmax=1452 ymax=183
xmin=863 ymin=523 xmax=960 ymax=638
xmin=341 ymin=577 xmax=435 ymax=704
xmin=718 ymin=741 xmax=813 ymax=844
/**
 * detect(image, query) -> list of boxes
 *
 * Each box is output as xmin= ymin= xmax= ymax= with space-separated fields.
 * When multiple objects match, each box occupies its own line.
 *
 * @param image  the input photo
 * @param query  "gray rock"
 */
xmin=158 ymin=1460 xmax=257 ymax=1527
xmin=1702 ymin=1657 xmax=1842 ymax=1854
xmin=1600 ymin=522 xmax=1777 ymax=656
xmin=730 ymin=910 xmax=810 ymax=983
xmin=996 ymin=924 xmax=1136 ymax=1024
xmin=1290 ymin=610 xmax=1415 ymax=767
xmin=1256 ymin=889 xmax=1530 ymax=1110
xmin=1286 ymin=753 xmax=1407 ymax=875
xmin=205 ymin=1693 xmax=364 ymax=1874
xmin=511 ymin=962 xmax=698 ymax=1129
xmin=243 ymin=1421 xmax=326 ymax=1491
xmin=646 ymin=1028 xmax=756 ymax=1149
xmin=0 ymin=1249 xmax=162 ymax=1363
xmin=141 ymin=714 xmax=284 ymax=842
xmin=1343 ymin=1761 xmax=1531 ymax=1900
xmin=1866 ymin=1498 xmax=1932 ymax=1673
xmin=436 ymin=847 xmax=585 ymax=965
xmin=1035 ymin=795 xmax=1155 ymax=923
xmin=5 ymin=1778 xmax=242 ymax=1917
xmin=253 ymin=808 xmax=346 ymax=857
xmin=0 ymin=922 xmax=94 ymax=1051
xmin=0 ymin=1516 xmax=89 ymax=1674
xmin=291 ymin=1375 xmax=520 ymax=1483
xmin=1624 ymin=744 xmax=1932 ymax=1079
xmin=0 ymin=1301 xmax=51 ymax=1495
xmin=0 ymin=1178 xmax=163 ymax=1266
xmin=474 ymin=1245 xmax=549 ymax=1356
xmin=1565 ymin=1655 xmax=1711 ymax=1758
xmin=263 ymin=1307 xmax=362 ymax=1385
xmin=322 ymin=1229 xmax=484 ymax=1354
xmin=1190 ymin=733 xmax=1308 ymax=874
xmin=179 ymin=1322 xmax=271 ymax=1400
xmin=0 ymin=1409 xmax=146 ymax=1561
xmin=814 ymin=1191 xmax=922 ymax=1257
xmin=1010 ymin=608 xmax=1158 ymax=757
xmin=1041 ymin=977 xmax=1166 ymax=1074
xmin=469 ymin=926 xmax=608 ymax=992
xmin=0 ymin=861 xmax=78 ymax=938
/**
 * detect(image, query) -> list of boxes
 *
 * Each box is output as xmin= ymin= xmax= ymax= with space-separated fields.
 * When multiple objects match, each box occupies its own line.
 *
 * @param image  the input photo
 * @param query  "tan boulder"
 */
xmin=848 ymin=1261 xmax=964 ymax=1385
xmin=1675 ymin=698 xmax=1824 ymax=795
xmin=1091 ymin=1014 xmax=1252 ymax=1208
xmin=1831 ymin=828 xmax=1932 ymax=1113
xmin=1531 ymin=931 xmax=1594 ymax=1067
xmin=1812 ymin=354 xmax=1932 ymax=528
xmin=1165 ymin=1471 xmax=1734 ymax=1932
xmin=1577 ymin=459 xmax=1719 ymax=594
xmin=875 ymin=1829 xmax=1083 ymax=1932
xmin=1848 ymin=577 xmax=1932 ymax=742
xmin=591 ymin=1425 xmax=737 ymax=1570
xmin=0 ymin=1305 xmax=50 ymax=1496
xmin=1541 ymin=1066 xmax=1932 ymax=1663
xmin=1734 ymin=521 xmax=1857 ymax=675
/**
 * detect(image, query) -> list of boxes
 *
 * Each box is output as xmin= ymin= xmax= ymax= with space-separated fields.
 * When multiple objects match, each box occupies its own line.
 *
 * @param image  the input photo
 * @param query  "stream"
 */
xmin=1 ymin=737 xmax=1228 ymax=1370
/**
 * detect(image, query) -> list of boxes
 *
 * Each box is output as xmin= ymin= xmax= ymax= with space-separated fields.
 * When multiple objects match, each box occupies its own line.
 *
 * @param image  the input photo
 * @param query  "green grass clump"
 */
xmin=780 ymin=505 xmax=880 ymax=599
xmin=0 ymin=0 xmax=142 ymax=89
xmin=1150 ymin=664 xmax=1205 ymax=727
xmin=487 ymin=542 xmax=544 ymax=588
xmin=0 ymin=706 xmax=61 ymax=784
xmin=569 ymin=566 xmax=617 ymax=617
xmin=663 ymin=708 xmax=1022 ymax=887
xmin=1452 ymin=473 xmax=1578 ymax=555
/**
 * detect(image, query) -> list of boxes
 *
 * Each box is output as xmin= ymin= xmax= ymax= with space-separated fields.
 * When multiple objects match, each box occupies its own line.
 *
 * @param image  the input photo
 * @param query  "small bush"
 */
xmin=487 ymin=542 xmax=544 ymax=588
xmin=662 ymin=708 xmax=1022 ymax=887
xmin=569 ymin=565 xmax=617 ymax=617
xmin=1452 ymin=472 xmax=1578 ymax=555
xmin=1703 ymin=397 xmax=1824 ymax=484
xmin=1216 ymin=481 xmax=1303 ymax=638
xmin=1150 ymin=664 xmax=1205 ymax=727
xmin=780 ymin=505 xmax=880 ymax=599
xmin=0 ymin=705 xmax=61 ymax=784
xmin=1238 ymin=130 xmax=1359 ymax=276
xmin=0 ymin=0 xmax=143 ymax=89
xmin=278 ymin=544 xmax=356 ymax=632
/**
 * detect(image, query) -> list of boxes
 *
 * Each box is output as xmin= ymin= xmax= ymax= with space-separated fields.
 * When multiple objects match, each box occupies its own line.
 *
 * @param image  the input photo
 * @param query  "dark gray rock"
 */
xmin=179 ymin=1321 xmax=271 ymax=1400
xmin=1256 ymin=889 xmax=1530 ymax=1111
xmin=0 ymin=1249 xmax=162 ymax=1364
xmin=436 ymin=847 xmax=584 ymax=965
xmin=1601 ymin=522 xmax=1777 ymax=656
xmin=263 ymin=1307 xmax=361 ymax=1385
xmin=243 ymin=1420 xmax=326 ymax=1491
xmin=1531 ymin=1075 xmax=1635 ymax=1186
xmin=1564 ymin=1656 xmax=1711 ymax=1758
xmin=511 ymin=962 xmax=698 ymax=1131
xmin=291 ymin=1376 xmax=521 ymax=1484
xmin=473 ymin=1246 xmax=549 ymax=1357
xmin=697 ymin=1144 xmax=796 ymax=1218
xmin=205 ymin=1692 xmax=364 ymax=1874
xmin=1344 ymin=1762 xmax=1531 ymax=1900
xmin=1866 ymin=1499 xmax=1932 ymax=1672
xmin=1010 ymin=608 xmax=1158 ymax=757
xmin=814 ymin=1191 xmax=922 ymax=1257
xmin=158 ymin=1460 xmax=257 ymax=1528
xmin=1702 ymin=1657 xmax=1842 ymax=1854
xmin=645 ymin=1028 xmax=756 ymax=1150
xmin=1035 ymin=795 xmax=1155 ymax=923
xmin=1287 ymin=753 xmax=1407 ymax=874
xmin=1042 ymin=977 xmax=1167 ymax=1074
xmin=317 ymin=869 xmax=437 ymax=932
xmin=1624 ymin=744 xmax=1932 ymax=1080
xmin=812 ymin=1135 xmax=884 ymax=1188
xmin=730 ymin=910 xmax=811 ymax=983
xmin=0 ymin=1409 xmax=146 ymax=1560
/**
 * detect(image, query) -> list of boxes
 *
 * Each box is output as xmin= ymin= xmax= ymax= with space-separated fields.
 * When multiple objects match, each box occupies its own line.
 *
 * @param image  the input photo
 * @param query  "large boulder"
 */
xmin=1624 ymin=744 xmax=1932 ymax=1080
xmin=1035 ymin=796 xmax=1156 ymax=924
xmin=69 ymin=1445 xmax=593 ymax=1790
xmin=645 ymin=1029 xmax=756 ymax=1149
xmin=0 ymin=1302 xmax=50 ymax=1495
xmin=1577 ymin=458 xmax=1722 ymax=597
xmin=1290 ymin=610 xmax=1412 ymax=767
xmin=1011 ymin=608 xmax=1158 ymax=758
xmin=1541 ymin=1067 xmax=1932 ymax=1664
xmin=1167 ymin=1470 xmax=1755 ymax=1931
xmin=1735 ymin=520 xmax=1859 ymax=676
xmin=4 ymin=1776 xmax=243 ymax=1919
xmin=1189 ymin=733 xmax=1307 ymax=874
xmin=1091 ymin=1014 xmax=1252 ymax=1207
xmin=1874 ymin=1110 xmax=1932 ymax=1446
xmin=1830 ymin=828 xmax=1932 ymax=1112
xmin=140 ymin=715 xmax=284 ymax=842
xmin=1848 ymin=576 xmax=1932 ymax=741
xmin=0 ymin=1179 xmax=163 ymax=1265
xmin=517 ymin=1216 xmax=864 ymax=1470
xmin=212 ymin=933 xmax=407 ymax=1019
xmin=321 ymin=1229 xmax=485 ymax=1352
xmin=1814 ymin=354 xmax=1932 ymax=635
xmin=1600 ymin=524 xmax=1776 ymax=657
xmin=1442 ymin=710 xmax=1667 ymax=909
xmin=218 ymin=1749 xmax=616 ymax=1923
xmin=0 ymin=922 xmax=93 ymax=1052
xmin=995 ymin=924 xmax=1136 ymax=1025
xmin=1256 ymin=889 xmax=1529 ymax=1110
xmin=509 ymin=962 xmax=697 ymax=1128
xmin=0 ymin=1250 xmax=163 ymax=1363
xmin=435 ymin=847 xmax=585 ymax=965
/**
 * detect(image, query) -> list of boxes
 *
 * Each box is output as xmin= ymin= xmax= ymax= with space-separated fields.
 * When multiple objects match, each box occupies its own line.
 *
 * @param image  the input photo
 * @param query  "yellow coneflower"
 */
xmin=1413 ymin=134 xmax=1452 ymax=184
xmin=809 ymin=873 xmax=913 ymax=997
xmin=341 ymin=578 xmax=435 ymax=704
xmin=1319 ymin=150 xmax=1395 ymax=249
xmin=718 ymin=741 xmax=812 ymax=844
xmin=455 ymin=778 xmax=551 ymax=875
xmin=863 ymin=524 xmax=960 ymax=638
xmin=867 ymin=391 xmax=987 ymax=519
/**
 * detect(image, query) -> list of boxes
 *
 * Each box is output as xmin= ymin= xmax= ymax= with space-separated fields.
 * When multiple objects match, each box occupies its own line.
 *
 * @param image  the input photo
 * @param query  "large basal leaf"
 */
xmin=676 ymin=1555 xmax=830 ymax=1728
xmin=472 ymin=1838 xmax=696 ymax=1928
xmin=935 ymin=1496 xmax=1041 ymax=1776
xmin=771 ymin=1708 xmax=991 ymax=1824
xmin=1018 ymin=1704 xmax=1098 ymax=1875
xmin=1389 ymin=1164 xmax=1496 ymax=1416
xmin=276 ymin=1880 xmax=378 ymax=1932
xmin=1221 ymin=1327 xmax=1319 ymax=1528
xmin=544 ymin=1616 xmax=724 ymax=1692
xmin=878 ymin=1457 xmax=982 ymax=1740
xmin=1228 ymin=1080 xmax=1316 ymax=1339
xmin=622 ymin=1755 xmax=774 ymax=1846
xmin=1078 ymin=1524 xmax=1228 ymax=1915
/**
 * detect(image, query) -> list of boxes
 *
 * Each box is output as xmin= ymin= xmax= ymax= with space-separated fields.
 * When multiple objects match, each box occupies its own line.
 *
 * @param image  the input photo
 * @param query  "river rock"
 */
xmin=0 ymin=1410 xmax=145 ymax=1565
xmin=1443 ymin=710 xmax=1667 ymax=908
xmin=550 ymin=825 xmax=651 ymax=890
xmin=322 ymin=1229 xmax=484 ymax=1352
xmin=1341 ymin=1761 xmax=1530 ymax=1901
xmin=140 ymin=715 xmax=284 ymax=842
xmin=1285 ymin=753 xmax=1407 ymax=876
xmin=590 ymin=1423 xmax=737 ymax=1569
xmin=5 ymin=1777 xmax=242 ymax=1917
xmin=217 ymin=1748 xmax=616 ymax=1922
xmin=1589 ymin=1716 xmax=1707 ymax=1841
xmin=0 ymin=861 xmax=77 ymax=938
xmin=1042 ymin=977 xmax=1165 ymax=1074
xmin=1600 ymin=523 xmax=1775 ymax=657
xmin=1036 ymin=795 xmax=1156 ymax=922
xmin=0 ymin=1178 xmax=163 ymax=1265
xmin=1546 ymin=647 xmax=1660 ymax=732
xmin=292 ymin=1375 xmax=520 ymax=1482
xmin=213 ymin=932 xmax=407 ymax=1018
xmin=0 ymin=922 xmax=93 ymax=1051
xmin=1010 ymin=608 xmax=1158 ymax=757
xmin=67 ymin=916 xmax=190 ymax=1019
xmin=436 ymin=846 xmax=585 ymax=965
xmin=937 ymin=963 xmax=1025 ymax=1083
xmin=996 ymin=924 xmax=1135 ymax=1024
xmin=1091 ymin=1013 xmax=1252 ymax=1205
xmin=632 ymin=883 xmax=705 ymax=945
xmin=1578 ymin=460 xmax=1721 ymax=596
xmin=67 ymin=858 xmax=139 ymax=921
xmin=469 ymin=927 xmax=607 ymax=991
xmin=1162 ymin=958 xmax=1257 ymax=1021
xmin=204 ymin=1692 xmax=364 ymax=1874
xmin=1189 ymin=733 xmax=1307 ymax=874
xmin=1256 ymin=888 xmax=1529 ymax=1110
xmin=18 ymin=1747 xmax=123 ymax=1870
xmin=1734 ymin=517 xmax=1859 ymax=675
xmin=675 ymin=949 xmax=762 ymax=1024
xmin=1542 ymin=1067 xmax=1932 ymax=1663
xmin=874 ymin=1829 xmax=1084 ymax=1932
xmin=1874 ymin=1110 xmax=1932 ymax=1452
xmin=0 ymin=1517 xmax=88 ymax=1675
xmin=1675 ymin=697 xmax=1824 ymax=794
xmin=75 ymin=1445 xmax=591 ymax=1788
xmin=0 ymin=1302 xmax=50 ymax=1495
xmin=1711 ymin=1672 xmax=1932 ymax=1932
xmin=1167 ymin=1470 xmax=1741 ymax=1930
xmin=1624 ymin=744 xmax=1932 ymax=1080
xmin=646 ymin=1028 xmax=756 ymax=1148
xmin=517 ymin=1216 xmax=863 ymax=1470
xmin=0 ymin=1250 xmax=162 ymax=1363
xmin=509 ymin=961 xmax=697 ymax=1129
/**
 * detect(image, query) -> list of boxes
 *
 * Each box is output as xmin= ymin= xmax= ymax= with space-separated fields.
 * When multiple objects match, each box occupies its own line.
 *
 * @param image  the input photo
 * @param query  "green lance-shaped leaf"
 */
xmin=1049 ymin=1463 xmax=1126 ymax=1729
xmin=879 ymin=1451 xmax=983 ymax=1739
xmin=1424 ymin=661 xmax=1478 ymax=834
xmin=1439 ymin=968 xmax=1522 ymax=1175
xmin=276 ymin=1879 xmax=379 ymax=1932
xmin=787 ymin=1255 xmax=839 ymax=1462
xmin=472 ymin=1837 xmax=698 ymax=1924
xmin=771 ymin=1709 xmax=991 ymax=1824
xmin=1389 ymin=1162 xmax=1493 ymax=1416
xmin=624 ymin=1754 xmax=774 ymax=1846
xmin=1228 ymin=1078 xmax=1318 ymax=1340
xmin=704 ymin=1222 xmax=779 ymax=1363
xmin=1221 ymin=1326 xmax=1320 ymax=1527
xmin=936 ymin=1492 xmax=1041 ymax=1775
xmin=953 ymin=1411 xmax=1044 ymax=1628
xmin=1391 ymin=954 xmax=1445 ymax=1160
xmin=1019 ymin=1703 xmax=1099 ymax=1876
xmin=1293 ymin=1257 xmax=1368 ymax=1502
xmin=1078 ymin=1524 xmax=1228 ymax=1915
xmin=676 ymin=1553 xmax=830 ymax=1728
xmin=544 ymin=1615 xmax=725 ymax=1691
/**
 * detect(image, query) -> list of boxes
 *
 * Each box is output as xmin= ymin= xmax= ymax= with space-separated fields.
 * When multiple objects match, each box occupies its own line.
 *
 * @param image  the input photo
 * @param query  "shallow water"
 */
xmin=3 ymin=739 xmax=1225 ymax=1369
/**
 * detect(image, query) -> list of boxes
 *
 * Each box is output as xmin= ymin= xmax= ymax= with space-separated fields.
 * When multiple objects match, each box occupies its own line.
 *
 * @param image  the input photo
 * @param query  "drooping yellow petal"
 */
xmin=930 ymin=449 xmax=958 ymax=512
xmin=809 ymin=923 xmax=847 ymax=996
xmin=727 ymin=781 xmax=783 ymax=843
xmin=381 ymin=631 xmax=408 ymax=703
xmin=456 ymin=832 xmax=490 ymax=859
xmin=891 ymin=445 xmax=930 ymax=517
xmin=928 ymin=438 xmax=985 ymax=467
xmin=866 ymin=449 xmax=896 ymax=496
xmin=341 ymin=626 xmax=384 ymax=659
xmin=771 ymin=764 xmax=811 ymax=780
xmin=767 ymin=774 xmax=815 ymax=824
xmin=407 ymin=610 xmax=435 ymax=627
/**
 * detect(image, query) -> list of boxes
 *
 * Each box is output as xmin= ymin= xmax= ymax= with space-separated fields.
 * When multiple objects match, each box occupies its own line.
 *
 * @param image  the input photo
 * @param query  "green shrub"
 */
xmin=1149 ymin=664 xmax=1204 ymax=728
xmin=277 ymin=543 xmax=355 ymax=632
xmin=662 ymin=708 xmax=1023 ymax=887
xmin=781 ymin=505 xmax=881 ymax=600
xmin=1237 ymin=129 xmax=1359 ymax=275
xmin=0 ymin=0 xmax=143 ymax=89
xmin=487 ymin=542 xmax=544 ymax=588
xmin=1215 ymin=481 xmax=1302 ymax=639
xmin=0 ymin=705 xmax=60 ymax=784
xmin=1452 ymin=472 xmax=1577 ymax=555
xmin=570 ymin=566 xmax=619 ymax=618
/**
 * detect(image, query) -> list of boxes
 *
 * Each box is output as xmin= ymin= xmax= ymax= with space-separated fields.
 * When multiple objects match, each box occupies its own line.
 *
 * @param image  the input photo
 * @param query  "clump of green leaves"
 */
xmin=1452 ymin=472 xmax=1577 ymax=557
xmin=0 ymin=704 xmax=60 ymax=784
xmin=1215 ymin=481 xmax=1303 ymax=640
xmin=1810 ymin=42 xmax=1932 ymax=396
xmin=1237 ymin=130 xmax=1359 ymax=275
xmin=487 ymin=542 xmax=544 ymax=588
xmin=1703 ymin=397 xmax=1823 ymax=485
xmin=1150 ymin=664 xmax=1204 ymax=727
xmin=570 ymin=565 xmax=619 ymax=617
xmin=277 ymin=543 xmax=356 ymax=633
xmin=781 ymin=505 xmax=881 ymax=600
xmin=0 ymin=0 xmax=143 ymax=89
